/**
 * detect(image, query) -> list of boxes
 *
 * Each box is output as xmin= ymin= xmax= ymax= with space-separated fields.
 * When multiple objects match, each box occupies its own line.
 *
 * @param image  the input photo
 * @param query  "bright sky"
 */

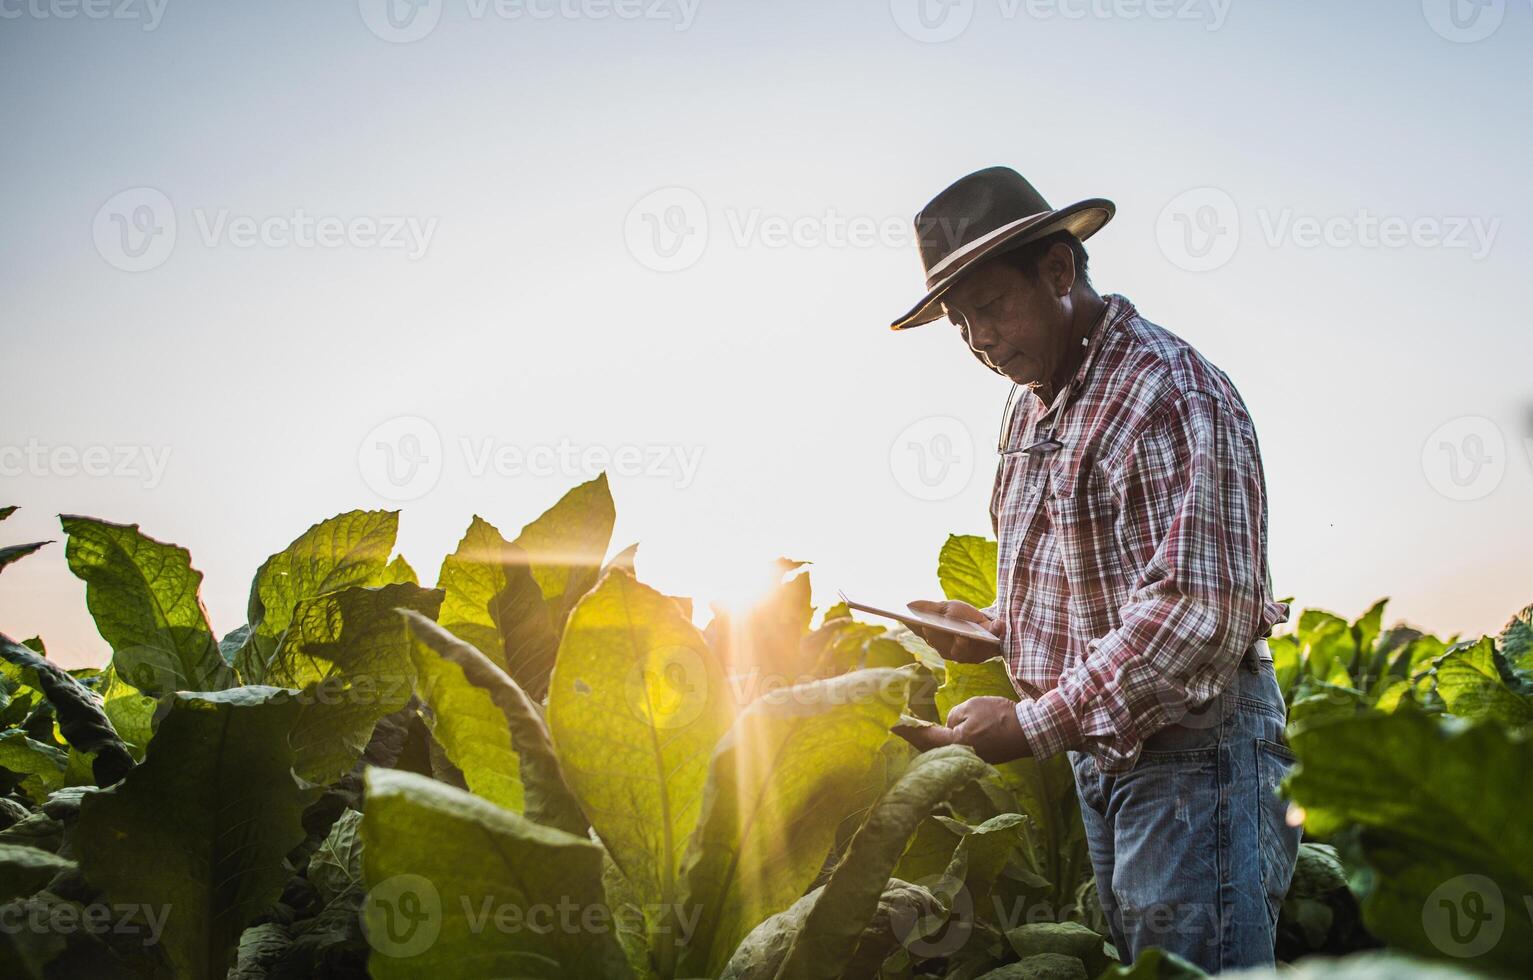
xmin=3 ymin=0 xmax=1531 ymax=668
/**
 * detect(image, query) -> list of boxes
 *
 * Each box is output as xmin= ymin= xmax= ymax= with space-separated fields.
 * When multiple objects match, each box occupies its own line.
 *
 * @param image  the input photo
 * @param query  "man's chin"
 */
xmin=993 ymin=357 xmax=1039 ymax=386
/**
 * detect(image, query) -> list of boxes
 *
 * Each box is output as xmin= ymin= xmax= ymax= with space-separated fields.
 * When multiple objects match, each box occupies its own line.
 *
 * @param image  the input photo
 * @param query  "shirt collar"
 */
xmin=1037 ymin=294 xmax=1135 ymax=418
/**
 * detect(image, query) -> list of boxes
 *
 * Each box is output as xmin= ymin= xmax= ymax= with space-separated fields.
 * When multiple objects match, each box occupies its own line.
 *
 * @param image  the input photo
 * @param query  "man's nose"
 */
xmin=966 ymin=317 xmax=999 ymax=351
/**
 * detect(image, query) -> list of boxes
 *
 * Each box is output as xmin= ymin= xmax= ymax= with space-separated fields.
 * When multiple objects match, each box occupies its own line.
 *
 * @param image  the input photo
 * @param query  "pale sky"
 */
xmin=3 ymin=0 xmax=1531 ymax=668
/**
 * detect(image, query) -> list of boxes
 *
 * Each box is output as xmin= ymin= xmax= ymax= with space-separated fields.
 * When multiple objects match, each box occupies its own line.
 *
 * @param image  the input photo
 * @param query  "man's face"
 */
xmin=939 ymin=245 xmax=1073 ymax=388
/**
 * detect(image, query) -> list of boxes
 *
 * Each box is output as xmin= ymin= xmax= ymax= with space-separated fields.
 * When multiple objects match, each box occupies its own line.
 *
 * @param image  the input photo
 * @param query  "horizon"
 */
xmin=3 ymin=0 xmax=1531 ymax=667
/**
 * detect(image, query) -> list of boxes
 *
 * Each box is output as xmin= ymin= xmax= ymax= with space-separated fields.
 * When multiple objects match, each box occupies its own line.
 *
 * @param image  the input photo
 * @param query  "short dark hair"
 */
xmin=997 ymin=230 xmax=1090 ymax=285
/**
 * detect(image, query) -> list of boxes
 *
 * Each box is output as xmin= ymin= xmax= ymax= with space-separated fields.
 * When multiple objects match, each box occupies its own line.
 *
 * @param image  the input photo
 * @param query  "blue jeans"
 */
xmin=1067 ymin=653 xmax=1301 ymax=973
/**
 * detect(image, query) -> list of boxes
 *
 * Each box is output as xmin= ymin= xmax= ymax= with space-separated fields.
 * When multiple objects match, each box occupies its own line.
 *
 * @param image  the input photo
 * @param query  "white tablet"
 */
xmin=837 ymin=591 xmax=1001 ymax=645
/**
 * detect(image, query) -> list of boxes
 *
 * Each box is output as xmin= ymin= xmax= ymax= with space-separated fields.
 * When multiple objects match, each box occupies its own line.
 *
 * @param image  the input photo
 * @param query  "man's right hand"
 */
xmin=905 ymin=599 xmax=1001 ymax=664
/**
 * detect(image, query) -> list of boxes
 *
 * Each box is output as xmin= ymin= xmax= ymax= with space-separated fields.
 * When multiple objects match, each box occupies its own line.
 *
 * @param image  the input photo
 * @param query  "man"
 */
xmin=893 ymin=167 xmax=1301 ymax=973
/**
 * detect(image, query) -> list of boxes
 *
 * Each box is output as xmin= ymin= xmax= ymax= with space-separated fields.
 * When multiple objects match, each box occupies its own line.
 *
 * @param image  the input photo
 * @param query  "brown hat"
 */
xmin=891 ymin=167 xmax=1114 ymax=330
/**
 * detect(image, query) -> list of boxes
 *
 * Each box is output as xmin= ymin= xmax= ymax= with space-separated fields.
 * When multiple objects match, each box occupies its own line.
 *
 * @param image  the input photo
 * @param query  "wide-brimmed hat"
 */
xmin=890 ymin=167 xmax=1114 ymax=330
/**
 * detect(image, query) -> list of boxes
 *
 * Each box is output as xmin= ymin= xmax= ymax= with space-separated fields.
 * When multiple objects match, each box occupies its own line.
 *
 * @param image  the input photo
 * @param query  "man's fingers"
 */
xmin=946 ymin=700 xmax=975 ymax=729
xmin=893 ymin=723 xmax=960 ymax=753
xmin=907 ymin=599 xmax=987 ymax=624
xmin=945 ymin=603 xmax=989 ymax=624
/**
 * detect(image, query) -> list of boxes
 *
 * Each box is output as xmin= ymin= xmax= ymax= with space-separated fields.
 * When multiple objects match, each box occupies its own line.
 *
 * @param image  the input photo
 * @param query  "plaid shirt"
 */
xmin=990 ymin=295 xmax=1287 ymax=774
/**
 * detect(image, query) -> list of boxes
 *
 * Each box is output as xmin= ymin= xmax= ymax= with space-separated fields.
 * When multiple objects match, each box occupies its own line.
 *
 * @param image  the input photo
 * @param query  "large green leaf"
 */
xmin=1296 ymin=610 xmax=1356 ymax=688
xmin=237 ymin=510 xmax=402 ymax=683
xmin=401 ymin=611 xmax=587 ymax=836
xmin=247 ymin=510 xmax=400 ymax=636
xmin=0 ymin=844 xmax=73 ymax=903
xmin=60 ymin=516 xmax=235 ymax=695
xmin=0 ymin=633 xmax=134 ymax=786
xmin=547 ymin=568 xmax=732 ymax=965
xmin=1286 ymin=711 xmax=1533 ymax=973
xmin=675 ymin=667 xmax=912 ymax=977
xmin=935 ymin=658 xmax=1079 ymax=899
xmin=100 ymin=670 xmax=158 ymax=751
xmin=435 ymin=516 xmax=559 ymax=697
xmin=0 ymin=731 xmax=67 ymax=802
xmin=359 ymin=767 xmax=633 ymax=979
xmin=309 ymin=809 xmax=364 ymax=906
xmin=775 ymin=744 xmax=990 ymax=979
xmin=721 ymin=879 xmax=943 ymax=980
xmin=1098 ymin=946 xmax=1206 ymax=978
xmin=0 ymin=540 xmax=49 ymax=576
xmin=266 ymin=582 xmax=442 ymax=785
xmin=1430 ymin=637 xmax=1533 ymax=728
xmin=0 ymin=506 xmax=14 ymax=522
xmin=73 ymin=687 xmax=307 ymax=979
xmin=705 ymin=560 xmax=815 ymax=681
xmin=409 ymin=622 xmax=526 ymax=812
xmin=510 ymin=474 xmax=617 ymax=632
xmin=938 ymin=535 xmax=999 ymax=609
xmin=1497 ymin=603 xmax=1533 ymax=692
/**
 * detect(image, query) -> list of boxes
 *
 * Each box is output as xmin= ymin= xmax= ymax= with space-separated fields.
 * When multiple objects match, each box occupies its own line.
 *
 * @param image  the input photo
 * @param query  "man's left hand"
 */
xmin=895 ymin=696 xmax=1032 ymax=764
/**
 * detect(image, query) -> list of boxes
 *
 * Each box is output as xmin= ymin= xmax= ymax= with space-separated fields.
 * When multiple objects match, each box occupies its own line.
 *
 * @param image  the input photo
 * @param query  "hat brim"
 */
xmin=889 ymin=198 xmax=1115 ymax=331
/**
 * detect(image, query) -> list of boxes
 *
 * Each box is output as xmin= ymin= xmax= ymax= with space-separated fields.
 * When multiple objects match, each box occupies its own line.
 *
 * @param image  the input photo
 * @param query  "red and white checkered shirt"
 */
xmin=992 ymin=294 xmax=1287 ymax=774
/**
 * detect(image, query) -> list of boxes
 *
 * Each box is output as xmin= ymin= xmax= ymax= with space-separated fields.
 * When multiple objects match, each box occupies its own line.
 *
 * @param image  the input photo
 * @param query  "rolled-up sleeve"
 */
xmin=1013 ymin=390 xmax=1272 ymax=768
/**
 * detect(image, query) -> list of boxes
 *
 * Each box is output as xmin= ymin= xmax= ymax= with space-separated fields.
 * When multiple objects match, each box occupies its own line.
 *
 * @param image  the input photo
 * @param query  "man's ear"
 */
xmin=1041 ymin=241 xmax=1077 ymax=297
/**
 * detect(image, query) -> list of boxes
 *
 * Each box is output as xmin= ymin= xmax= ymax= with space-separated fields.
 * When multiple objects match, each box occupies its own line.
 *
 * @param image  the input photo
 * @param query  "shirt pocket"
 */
xmin=1043 ymin=461 xmax=1119 ymax=637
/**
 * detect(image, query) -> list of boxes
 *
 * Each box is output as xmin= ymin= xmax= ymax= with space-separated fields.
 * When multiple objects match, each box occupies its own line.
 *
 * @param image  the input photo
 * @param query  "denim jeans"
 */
xmin=1067 ymin=652 xmax=1301 ymax=973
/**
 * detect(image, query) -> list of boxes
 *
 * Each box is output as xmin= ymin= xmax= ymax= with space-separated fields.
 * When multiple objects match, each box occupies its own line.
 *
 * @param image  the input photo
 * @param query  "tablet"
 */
xmin=837 ymin=591 xmax=1001 ymax=645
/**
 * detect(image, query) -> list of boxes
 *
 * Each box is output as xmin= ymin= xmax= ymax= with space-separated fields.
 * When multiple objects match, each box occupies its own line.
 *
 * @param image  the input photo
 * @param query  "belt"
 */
xmin=1242 ymin=638 xmax=1274 ymax=670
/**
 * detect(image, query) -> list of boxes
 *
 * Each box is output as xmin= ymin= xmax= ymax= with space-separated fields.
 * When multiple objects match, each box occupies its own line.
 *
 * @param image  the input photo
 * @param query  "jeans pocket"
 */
xmin=1255 ymin=738 xmax=1301 ymax=925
